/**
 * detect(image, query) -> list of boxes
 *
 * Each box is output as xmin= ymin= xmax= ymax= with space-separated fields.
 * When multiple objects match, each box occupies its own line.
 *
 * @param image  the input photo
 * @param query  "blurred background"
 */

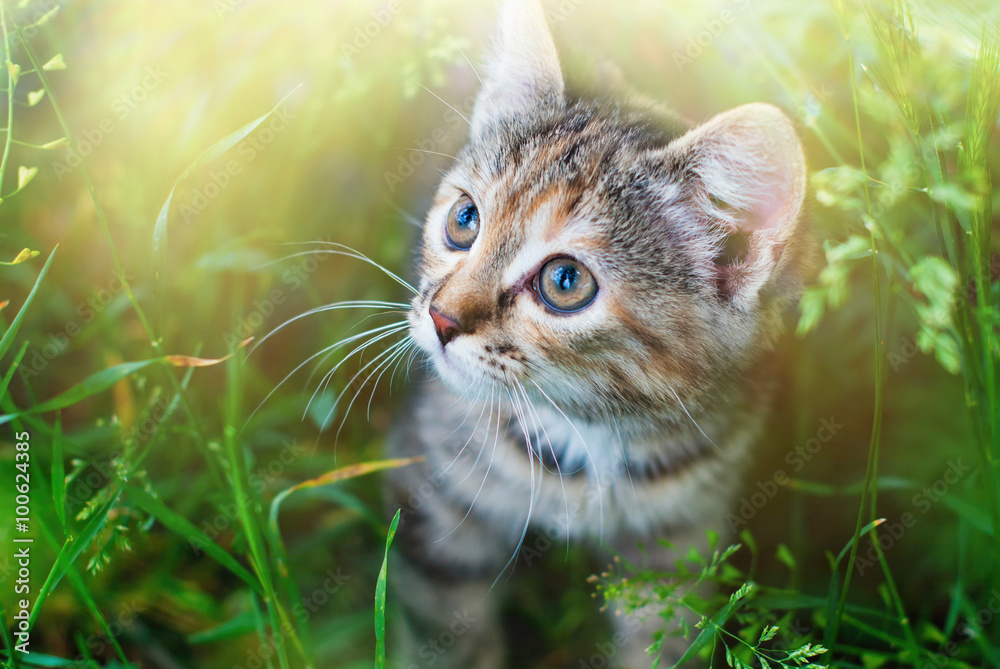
xmin=1 ymin=0 xmax=998 ymax=667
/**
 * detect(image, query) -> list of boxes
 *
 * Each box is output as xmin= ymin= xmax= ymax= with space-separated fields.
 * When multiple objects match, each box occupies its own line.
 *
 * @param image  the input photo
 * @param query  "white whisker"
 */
xmin=248 ymin=300 xmax=408 ymax=357
xmin=529 ymin=379 xmax=606 ymax=544
xmin=274 ymin=243 xmax=418 ymax=295
xmin=514 ymin=377 xmax=570 ymax=551
xmin=668 ymin=385 xmax=721 ymax=452
xmin=418 ymin=83 xmax=471 ymax=127
xmin=435 ymin=390 xmax=503 ymax=543
xmin=323 ymin=336 xmax=413 ymax=440
xmin=243 ymin=320 xmax=407 ymax=429
xmin=304 ymin=323 xmax=410 ymax=422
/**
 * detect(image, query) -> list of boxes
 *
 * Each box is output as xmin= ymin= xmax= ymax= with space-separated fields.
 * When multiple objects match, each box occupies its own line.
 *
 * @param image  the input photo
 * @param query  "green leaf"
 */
xmin=0 ymin=359 xmax=160 ymax=426
xmin=0 ymin=247 xmax=41 ymax=265
xmin=668 ymin=581 xmax=751 ymax=669
xmin=17 ymin=165 xmax=37 ymax=190
xmin=758 ymin=625 xmax=779 ymax=644
xmin=38 ymin=137 xmax=69 ymax=150
xmin=375 ymin=509 xmax=400 ymax=669
xmin=796 ymin=287 xmax=827 ymax=336
xmin=6 ymin=59 xmax=20 ymax=86
xmin=188 ymin=611 xmax=258 ymax=644
xmin=268 ymin=457 xmax=422 ymax=539
xmin=0 ymin=341 xmax=29 ymax=403
xmin=42 ymin=53 xmax=66 ymax=71
xmin=776 ymin=543 xmax=797 ymax=571
xmin=0 ymin=343 xmax=250 ymax=425
xmin=835 ymin=518 xmax=886 ymax=568
xmin=0 ymin=245 xmax=57 ymax=360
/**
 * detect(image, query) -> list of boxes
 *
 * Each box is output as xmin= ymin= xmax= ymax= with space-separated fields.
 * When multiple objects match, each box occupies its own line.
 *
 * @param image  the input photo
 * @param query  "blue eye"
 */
xmin=446 ymin=195 xmax=479 ymax=249
xmin=537 ymin=257 xmax=598 ymax=312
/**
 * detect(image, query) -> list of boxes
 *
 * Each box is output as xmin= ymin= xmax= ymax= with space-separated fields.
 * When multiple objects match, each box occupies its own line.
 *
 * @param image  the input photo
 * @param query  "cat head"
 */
xmin=408 ymin=0 xmax=812 ymax=427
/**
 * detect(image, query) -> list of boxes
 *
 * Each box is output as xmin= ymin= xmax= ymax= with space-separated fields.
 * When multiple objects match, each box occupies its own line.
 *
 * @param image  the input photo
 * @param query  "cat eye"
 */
xmin=445 ymin=194 xmax=480 ymax=250
xmin=536 ymin=257 xmax=598 ymax=313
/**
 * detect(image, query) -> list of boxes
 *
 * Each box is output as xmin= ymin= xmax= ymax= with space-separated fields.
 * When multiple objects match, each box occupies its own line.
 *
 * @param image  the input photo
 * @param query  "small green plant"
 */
xmin=597 ymin=535 xmax=828 ymax=669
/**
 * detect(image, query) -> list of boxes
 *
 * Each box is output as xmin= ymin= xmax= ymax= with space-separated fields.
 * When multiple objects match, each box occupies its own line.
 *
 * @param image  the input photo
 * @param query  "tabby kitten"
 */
xmin=385 ymin=0 xmax=810 ymax=666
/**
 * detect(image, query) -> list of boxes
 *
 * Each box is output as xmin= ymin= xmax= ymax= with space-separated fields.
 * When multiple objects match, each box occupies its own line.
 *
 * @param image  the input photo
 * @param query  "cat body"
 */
xmin=385 ymin=1 xmax=811 ymax=666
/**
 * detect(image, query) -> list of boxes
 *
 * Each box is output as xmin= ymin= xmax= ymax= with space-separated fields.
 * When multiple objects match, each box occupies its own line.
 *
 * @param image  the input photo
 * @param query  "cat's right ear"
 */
xmin=659 ymin=103 xmax=811 ymax=311
xmin=471 ymin=0 xmax=565 ymax=135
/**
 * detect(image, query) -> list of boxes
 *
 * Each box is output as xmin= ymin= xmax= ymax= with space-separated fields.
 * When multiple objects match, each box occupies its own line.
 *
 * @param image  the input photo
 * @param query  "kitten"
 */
xmin=385 ymin=0 xmax=810 ymax=666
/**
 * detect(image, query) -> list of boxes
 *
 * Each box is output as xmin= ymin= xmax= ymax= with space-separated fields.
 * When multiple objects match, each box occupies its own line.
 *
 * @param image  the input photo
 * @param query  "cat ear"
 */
xmin=664 ymin=103 xmax=809 ymax=309
xmin=472 ymin=0 xmax=565 ymax=135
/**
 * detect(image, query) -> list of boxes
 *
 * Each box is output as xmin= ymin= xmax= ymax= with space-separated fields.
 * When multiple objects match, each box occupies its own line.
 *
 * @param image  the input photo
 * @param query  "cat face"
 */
xmin=409 ymin=0 xmax=811 ymax=427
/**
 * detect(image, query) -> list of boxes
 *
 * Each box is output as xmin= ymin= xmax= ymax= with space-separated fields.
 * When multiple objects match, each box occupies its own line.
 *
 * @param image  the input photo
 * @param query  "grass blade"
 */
xmin=27 ymin=490 xmax=122 ymax=631
xmin=0 ymin=245 xmax=57 ymax=361
xmin=51 ymin=412 xmax=66 ymax=532
xmin=0 ymin=342 xmax=253 ymax=425
xmin=268 ymin=457 xmax=422 ymax=536
xmin=0 ymin=360 xmax=160 ymax=426
xmin=152 ymin=88 xmax=301 ymax=333
xmin=123 ymin=483 xmax=263 ymax=596
xmin=374 ymin=509 xmax=400 ymax=669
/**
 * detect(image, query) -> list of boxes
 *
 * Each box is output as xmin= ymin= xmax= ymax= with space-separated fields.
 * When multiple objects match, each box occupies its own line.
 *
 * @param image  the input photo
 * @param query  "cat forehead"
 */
xmin=446 ymin=108 xmax=687 ymax=225
xmin=467 ymin=106 xmax=673 ymax=179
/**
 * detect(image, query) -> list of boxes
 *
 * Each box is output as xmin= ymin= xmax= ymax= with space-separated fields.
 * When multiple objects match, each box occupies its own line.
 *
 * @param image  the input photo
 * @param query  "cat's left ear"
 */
xmin=472 ymin=0 xmax=565 ymax=135
xmin=662 ymin=103 xmax=810 ymax=310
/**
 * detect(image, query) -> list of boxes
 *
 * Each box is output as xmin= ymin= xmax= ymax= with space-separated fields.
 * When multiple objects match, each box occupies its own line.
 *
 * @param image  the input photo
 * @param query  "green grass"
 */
xmin=1 ymin=0 xmax=999 ymax=667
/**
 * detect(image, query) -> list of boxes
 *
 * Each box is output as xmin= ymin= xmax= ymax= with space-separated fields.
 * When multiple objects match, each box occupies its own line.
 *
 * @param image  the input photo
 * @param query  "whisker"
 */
xmin=387 ymin=337 xmax=418 ymax=391
xmin=436 ymin=388 xmax=502 ymax=542
xmin=611 ymin=412 xmax=637 ymax=504
xmin=439 ymin=387 xmax=490 ymax=475
xmin=331 ymin=337 xmax=415 ymax=443
xmin=456 ymin=387 xmax=502 ymax=487
xmin=274 ymin=243 xmax=418 ymax=295
xmin=243 ymin=321 xmax=407 ymax=429
xmin=248 ymin=300 xmax=408 ymax=357
xmin=514 ymin=377 xmax=570 ymax=552
xmin=365 ymin=340 xmax=417 ymax=419
xmin=304 ymin=324 xmax=410 ymax=421
xmin=306 ymin=324 xmax=410 ymax=424
xmin=493 ymin=381 xmax=542 ymax=590
xmin=529 ymin=380 xmax=606 ymax=545
xmin=381 ymin=196 xmax=426 ymax=229
xmin=459 ymin=48 xmax=486 ymax=88
xmin=418 ymin=83 xmax=471 ymax=127
xmin=390 ymin=147 xmax=457 ymax=161
xmin=667 ymin=385 xmax=721 ymax=452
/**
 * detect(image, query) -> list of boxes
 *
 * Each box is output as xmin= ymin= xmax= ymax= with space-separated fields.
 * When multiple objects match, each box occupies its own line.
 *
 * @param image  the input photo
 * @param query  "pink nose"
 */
xmin=429 ymin=306 xmax=460 ymax=347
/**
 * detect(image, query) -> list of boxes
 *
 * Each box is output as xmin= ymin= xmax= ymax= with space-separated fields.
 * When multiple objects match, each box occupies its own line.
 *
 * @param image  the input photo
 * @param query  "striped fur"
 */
xmin=386 ymin=1 xmax=811 ymax=666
